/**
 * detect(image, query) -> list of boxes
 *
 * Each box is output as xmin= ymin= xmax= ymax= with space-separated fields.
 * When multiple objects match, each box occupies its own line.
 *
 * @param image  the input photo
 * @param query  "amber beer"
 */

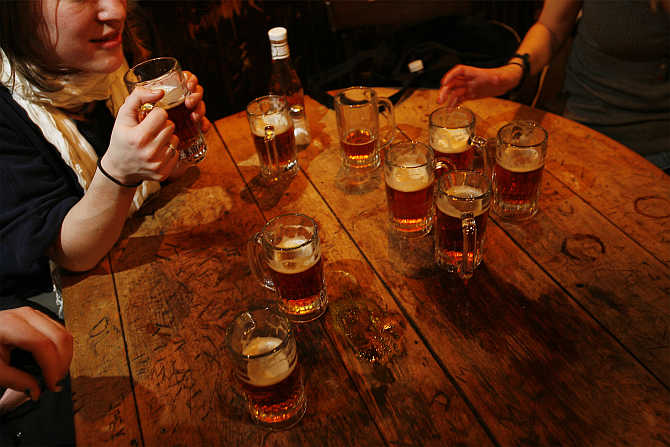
xmin=160 ymin=89 xmax=207 ymax=162
xmin=434 ymin=169 xmax=492 ymax=280
xmin=435 ymin=184 xmax=490 ymax=272
xmin=385 ymin=168 xmax=435 ymax=234
xmin=267 ymin=241 xmax=325 ymax=318
xmin=125 ymin=57 xmax=207 ymax=163
xmin=492 ymin=155 xmax=544 ymax=219
xmin=247 ymin=96 xmax=298 ymax=183
xmin=238 ymin=336 xmax=306 ymax=426
xmin=341 ymin=128 xmax=376 ymax=163
xmin=335 ymin=87 xmax=394 ymax=169
xmin=251 ymin=123 xmax=297 ymax=170
xmin=493 ymin=120 xmax=548 ymax=220
xmin=227 ymin=308 xmax=306 ymax=429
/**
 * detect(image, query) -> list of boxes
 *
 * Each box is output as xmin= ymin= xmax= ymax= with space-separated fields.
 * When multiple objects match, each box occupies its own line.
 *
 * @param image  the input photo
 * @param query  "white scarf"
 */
xmin=0 ymin=49 xmax=159 ymax=215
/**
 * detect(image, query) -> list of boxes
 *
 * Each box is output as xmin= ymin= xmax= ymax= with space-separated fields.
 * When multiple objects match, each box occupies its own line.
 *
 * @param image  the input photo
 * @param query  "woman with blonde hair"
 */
xmin=0 ymin=0 xmax=209 ymax=443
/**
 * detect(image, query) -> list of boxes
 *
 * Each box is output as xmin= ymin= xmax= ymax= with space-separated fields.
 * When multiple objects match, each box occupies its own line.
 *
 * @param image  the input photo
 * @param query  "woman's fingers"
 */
xmin=0 ymin=363 xmax=41 ymax=402
xmin=20 ymin=308 xmax=72 ymax=385
xmin=0 ymin=308 xmax=70 ymax=396
xmin=183 ymin=70 xmax=198 ymax=92
xmin=185 ymin=85 xmax=203 ymax=109
xmin=441 ymin=64 xmax=468 ymax=86
xmin=118 ymin=87 xmax=165 ymax=127
xmin=200 ymin=116 xmax=212 ymax=134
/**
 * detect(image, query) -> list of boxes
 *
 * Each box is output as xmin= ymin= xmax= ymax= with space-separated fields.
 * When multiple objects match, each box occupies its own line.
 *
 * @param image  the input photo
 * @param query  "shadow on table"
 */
xmin=387 ymin=227 xmax=437 ymax=279
xmin=335 ymin=165 xmax=382 ymax=195
xmin=239 ymin=173 xmax=296 ymax=211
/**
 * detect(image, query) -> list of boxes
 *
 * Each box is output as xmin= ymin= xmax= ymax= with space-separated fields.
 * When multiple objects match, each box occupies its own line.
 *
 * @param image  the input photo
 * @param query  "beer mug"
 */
xmin=492 ymin=121 xmax=548 ymax=220
xmin=226 ymin=307 xmax=306 ymax=429
xmin=429 ymin=105 xmax=488 ymax=173
xmin=384 ymin=141 xmax=448 ymax=235
xmin=246 ymin=95 xmax=299 ymax=184
xmin=435 ymin=170 xmax=491 ymax=280
xmin=334 ymin=86 xmax=395 ymax=170
xmin=248 ymin=214 xmax=327 ymax=323
xmin=124 ymin=57 xmax=207 ymax=163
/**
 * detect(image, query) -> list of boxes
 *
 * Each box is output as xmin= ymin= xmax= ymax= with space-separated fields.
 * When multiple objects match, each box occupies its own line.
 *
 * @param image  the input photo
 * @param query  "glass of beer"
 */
xmin=334 ymin=86 xmax=395 ymax=170
xmin=435 ymin=170 xmax=491 ymax=280
xmin=492 ymin=120 xmax=548 ymax=220
xmin=226 ymin=307 xmax=306 ymax=430
xmin=384 ymin=141 xmax=443 ymax=236
xmin=246 ymin=95 xmax=299 ymax=185
xmin=429 ymin=105 xmax=488 ymax=173
xmin=124 ymin=57 xmax=207 ymax=163
xmin=248 ymin=213 xmax=327 ymax=323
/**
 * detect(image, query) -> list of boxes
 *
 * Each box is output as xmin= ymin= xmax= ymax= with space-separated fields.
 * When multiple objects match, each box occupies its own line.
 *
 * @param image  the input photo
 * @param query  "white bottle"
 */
xmin=268 ymin=27 xmax=312 ymax=150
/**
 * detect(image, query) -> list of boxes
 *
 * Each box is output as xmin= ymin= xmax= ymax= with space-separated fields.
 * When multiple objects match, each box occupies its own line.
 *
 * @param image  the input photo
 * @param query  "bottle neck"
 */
xmin=270 ymin=42 xmax=290 ymax=60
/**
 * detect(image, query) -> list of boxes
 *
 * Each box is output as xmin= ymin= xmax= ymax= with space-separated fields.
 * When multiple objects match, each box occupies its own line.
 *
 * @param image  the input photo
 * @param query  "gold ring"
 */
xmin=166 ymin=143 xmax=177 ymax=157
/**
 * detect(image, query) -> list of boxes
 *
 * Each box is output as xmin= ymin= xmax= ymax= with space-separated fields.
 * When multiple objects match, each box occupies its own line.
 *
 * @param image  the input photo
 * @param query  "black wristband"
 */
xmin=508 ymin=53 xmax=530 ymax=93
xmin=96 ymin=158 xmax=142 ymax=188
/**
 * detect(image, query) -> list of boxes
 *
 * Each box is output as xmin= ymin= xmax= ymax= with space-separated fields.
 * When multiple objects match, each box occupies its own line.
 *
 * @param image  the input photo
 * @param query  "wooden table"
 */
xmin=62 ymin=89 xmax=670 ymax=446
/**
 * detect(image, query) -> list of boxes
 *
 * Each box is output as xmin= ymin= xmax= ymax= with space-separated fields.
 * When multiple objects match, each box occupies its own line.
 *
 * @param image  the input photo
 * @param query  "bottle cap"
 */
xmin=268 ymin=27 xmax=288 ymax=43
xmin=408 ymin=59 xmax=424 ymax=73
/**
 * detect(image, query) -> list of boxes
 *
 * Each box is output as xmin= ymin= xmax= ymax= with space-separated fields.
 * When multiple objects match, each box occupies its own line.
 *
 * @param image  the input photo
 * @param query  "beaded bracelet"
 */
xmin=96 ymin=158 xmax=142 ymax=188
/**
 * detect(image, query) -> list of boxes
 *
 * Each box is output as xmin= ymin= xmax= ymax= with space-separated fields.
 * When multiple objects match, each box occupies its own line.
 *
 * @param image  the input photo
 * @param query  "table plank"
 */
xmin=105 ymin=129 xmax=385 ymax=446
xmin=61 ymin=259 xmax=142 ymax=446
xmin=297 ymin=92 xmax=670 ymax=445
xmin=216 ymin=111 xmax=495 ymax=446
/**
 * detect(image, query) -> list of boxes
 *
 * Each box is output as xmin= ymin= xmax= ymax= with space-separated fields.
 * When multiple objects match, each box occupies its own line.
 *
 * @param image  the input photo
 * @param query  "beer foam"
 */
xmin=386 ymin=168 xmax=433 ymax=192
xmin=437 ymin=185 xmax=487 ymax=217
xmin=276 ymin=235 xmax=309 ymax=249
xmin=497 ymin=149 xmax=544 ymax=173
xmin=243 ymin=337 xmax=295 ymax=387
xmin=251 ymin=114 xmax=291 ymax=137
xmin=155 ymin=85 xmax=186 ymax=108
xmin=431 ymin=128 xmax=470 ymax=154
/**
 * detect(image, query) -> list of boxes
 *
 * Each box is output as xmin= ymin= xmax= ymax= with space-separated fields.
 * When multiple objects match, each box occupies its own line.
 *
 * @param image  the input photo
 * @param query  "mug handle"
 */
xmin=377 ymin=97 xmax=396 ymax=148
xmin=247 ymin=232 xmax=276 ymax=291
xmin=263 ymin=126 xmax=281 ymax=178
xmin=469 ymin=135 xmax=490 ymax=178
xmin=460 ymin=212 xmax=477 ymax=282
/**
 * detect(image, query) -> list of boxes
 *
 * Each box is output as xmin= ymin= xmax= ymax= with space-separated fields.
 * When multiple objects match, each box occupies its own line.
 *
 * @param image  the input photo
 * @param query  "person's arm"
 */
xmin=437 ymin=0 xmax=582 ymax=106
xmin=48 ymin=87 xmax=179 ymax=272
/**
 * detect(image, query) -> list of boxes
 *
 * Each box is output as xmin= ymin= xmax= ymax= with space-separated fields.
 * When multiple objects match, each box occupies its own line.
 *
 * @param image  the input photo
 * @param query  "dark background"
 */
xmin=134 ymin=0 xmax=543 ymax=120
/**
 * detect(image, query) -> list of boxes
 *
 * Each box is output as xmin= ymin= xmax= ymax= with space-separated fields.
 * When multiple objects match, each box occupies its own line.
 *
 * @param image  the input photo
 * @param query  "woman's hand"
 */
xmin=183 ymin=71 xmax=211 ymax=134
xmin=102 ymin=87 xmax=180 ymax=186
xmin=437 ymin=64 xmax=523 ymax=107
xmin=0 ymin=307 xmax=73 ymax=412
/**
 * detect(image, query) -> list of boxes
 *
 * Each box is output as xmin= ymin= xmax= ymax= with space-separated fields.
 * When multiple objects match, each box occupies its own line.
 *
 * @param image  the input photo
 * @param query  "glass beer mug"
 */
xmin=124 ymin=57 xmax=207 ymax=163
xmin=334 ymin=86 xmax=395 ymax=170
xmin=384 ymin=141 xmax=451 ymax=236
xmin=246 ymin=95 xmax=299 ymax=185
xmin=247 ymin=214 xmax=327 ymax=323
xmin=492 ymin=120 xmax=548 ymax=220
xmin=226 ymin=307 xmax=306 ymax=429
xmin=434 ymin=170 xmax=491 ymax=280
xmin=429 ymin=105 xmax=488 ymax=174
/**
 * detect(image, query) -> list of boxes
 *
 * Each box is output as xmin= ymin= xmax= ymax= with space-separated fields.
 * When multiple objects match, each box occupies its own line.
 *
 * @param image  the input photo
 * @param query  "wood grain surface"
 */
xmin=62 ymin=89 xmax=670 ymax=447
